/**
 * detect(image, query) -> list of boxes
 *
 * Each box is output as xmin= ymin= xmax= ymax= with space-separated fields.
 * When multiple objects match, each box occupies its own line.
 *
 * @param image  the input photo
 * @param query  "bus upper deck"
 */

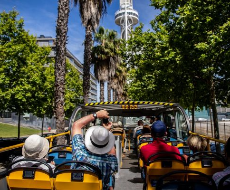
xmin=0 ymin=101 xmax=229 ymax=190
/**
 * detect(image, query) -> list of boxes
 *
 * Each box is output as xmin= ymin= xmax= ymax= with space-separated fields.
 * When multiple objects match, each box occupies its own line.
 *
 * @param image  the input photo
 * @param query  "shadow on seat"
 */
xmin=187 ymin=151 xmax=228 ymax=180
xmin=156 ymin=170 xmax=217 ymax=190
xmin=144 ymin=152 xmax=186 ymax=190
xmin=54 ymin=161 xmax=102 ymax=190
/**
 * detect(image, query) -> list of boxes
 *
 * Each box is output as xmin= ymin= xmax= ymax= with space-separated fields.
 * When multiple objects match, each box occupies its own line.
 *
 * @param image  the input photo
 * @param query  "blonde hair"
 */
xmin=187 ymin=135 xmax=207 ymax=152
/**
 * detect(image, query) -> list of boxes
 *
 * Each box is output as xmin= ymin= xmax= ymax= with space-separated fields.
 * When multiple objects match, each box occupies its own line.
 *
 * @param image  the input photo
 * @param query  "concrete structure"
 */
xmin=36 ymin=35 xmax=97 ymax=102
xmin=115 ymin=0 xmax=139 ymax=40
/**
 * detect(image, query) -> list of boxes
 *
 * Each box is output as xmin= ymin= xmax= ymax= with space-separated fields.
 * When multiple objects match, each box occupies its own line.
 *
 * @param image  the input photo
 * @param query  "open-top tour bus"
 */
xmin=69 ymin=101 xmax=190 ymax=142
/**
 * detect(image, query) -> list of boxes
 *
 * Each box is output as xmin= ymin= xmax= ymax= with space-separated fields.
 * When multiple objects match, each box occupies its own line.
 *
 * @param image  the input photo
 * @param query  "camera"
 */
xmin=102 ymin=118 xmax=109 ymax=124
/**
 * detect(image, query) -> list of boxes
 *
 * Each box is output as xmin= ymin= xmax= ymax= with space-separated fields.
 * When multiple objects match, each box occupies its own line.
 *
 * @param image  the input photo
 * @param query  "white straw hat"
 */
xmin=85 ymin=126 xmax=115 ymax=155
xmin=22 ymin=134 xmax=49 ymax=159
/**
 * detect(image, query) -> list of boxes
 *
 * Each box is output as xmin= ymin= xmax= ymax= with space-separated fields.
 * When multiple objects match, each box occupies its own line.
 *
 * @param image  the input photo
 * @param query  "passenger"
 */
xmin=71 ymin=110 xmax=118 ymax=190
xmin=133 ymin=120 xmax=144 ymax=148
xmin=183 ymin=135 xmax=207 ymax=161
xmin=12 ymin=134 xmax=55 ymax=172
xmin=110 ymin=121 xmax=127 ymax=153
xmin=187 ymin=135 xmax=207 ymax=153
xmin=149 ymin=117 xmax=156 ymax=125
xmin=133 ymin=120 xmax=144 ymax=139
xmin=212 ymin=137 xmax=230 ymax=187
xmin=140 ymin=120 xmax=181 ymax=164
xmin=138 ymin=125 xmax=152 ymax=145
xmin=142 ymin=125 xmax=151 ymax=137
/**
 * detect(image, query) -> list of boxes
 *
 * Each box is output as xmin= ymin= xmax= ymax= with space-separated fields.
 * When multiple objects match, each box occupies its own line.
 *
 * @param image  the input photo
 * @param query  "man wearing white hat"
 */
xmin=12 ymin=134 xmax=55 ymax=172
xmin=71 ymin=110 xmax=118 ymax=190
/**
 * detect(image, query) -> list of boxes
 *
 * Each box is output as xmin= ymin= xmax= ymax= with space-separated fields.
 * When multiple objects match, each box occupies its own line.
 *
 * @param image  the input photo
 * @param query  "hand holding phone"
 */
xmin=102 ymin=118 xmax=109 ymax=124
xmin=102 ymin=118 xmax=112 ymax=131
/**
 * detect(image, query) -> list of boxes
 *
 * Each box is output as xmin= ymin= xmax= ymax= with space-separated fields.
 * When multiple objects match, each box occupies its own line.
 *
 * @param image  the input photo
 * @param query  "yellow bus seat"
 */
xmin=217 ymin=173 xmax=230 ymax=190
xmin=112 ymin=128 xmax=125 ymax=148
xmin=187 ymin=151 xmax=228 ymax=180
xmin=137 ymin=137 xmax=153 ymax=156
xmin=6 ymin=159 xmax=54 ymax=190
xmin=155 ymin=170 xmax=217 ymax=190
xmin=53 ymin=161 xmax=102 ymax=190
xmin=136 ymin=134 xmax=142 ymax=145
xmin=138 ymin=141 xmax=153 ymax=168
xmin=144 ymin=152 xmax=186 ymax=190
xmin=178 ymin=146 xmax=192 ymax=155
xmin=167 ymin=141 xmax=184 ymax=147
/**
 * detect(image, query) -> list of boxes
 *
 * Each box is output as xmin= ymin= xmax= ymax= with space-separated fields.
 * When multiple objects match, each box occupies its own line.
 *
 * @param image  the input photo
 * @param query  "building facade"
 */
xmin=36 ymin=35 xmax=97 ymax=102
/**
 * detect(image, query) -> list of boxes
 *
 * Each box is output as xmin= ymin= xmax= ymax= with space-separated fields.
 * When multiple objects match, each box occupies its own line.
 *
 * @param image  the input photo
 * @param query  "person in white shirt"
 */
xmin=133 ymin=120 xmax=144 ymax=151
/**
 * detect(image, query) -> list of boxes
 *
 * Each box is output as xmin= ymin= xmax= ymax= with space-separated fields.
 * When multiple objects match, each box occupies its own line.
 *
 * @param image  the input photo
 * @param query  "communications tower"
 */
xmin=115 ymin=0 xmax=139 ymax=40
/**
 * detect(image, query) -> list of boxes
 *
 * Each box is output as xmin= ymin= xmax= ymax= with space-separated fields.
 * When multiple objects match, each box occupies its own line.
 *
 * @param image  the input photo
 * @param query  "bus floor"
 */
xmin=116 ymin=152 xmax=143 ymax=190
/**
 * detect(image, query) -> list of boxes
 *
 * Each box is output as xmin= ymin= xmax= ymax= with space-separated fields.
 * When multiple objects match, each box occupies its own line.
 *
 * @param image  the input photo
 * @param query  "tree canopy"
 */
xmin=0 ymin=10 xmax=83 ymax=137
xmin=124 ymin=0 xmax=230 ymax=136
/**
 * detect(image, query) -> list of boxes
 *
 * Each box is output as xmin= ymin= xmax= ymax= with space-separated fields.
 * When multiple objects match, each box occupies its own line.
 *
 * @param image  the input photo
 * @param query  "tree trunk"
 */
xmin=210 ymin=76 xmax=220 ymax=152
xmin=116 ymin=90 xmax=119 ymax=101
xmin=17 ymin=111 xmax=21 ymax=139
xmin=192 ymin=87 xmax=195 ymax=132
xmin=41 ymin=115 xmax=45 ymax=136
xmin=83 ymin=25 xmax=93 ymax=104
xmin=112 ymin=88 xmax=116 ymax=101
xmin=209 ymin=107 xmax=213 ymax=137
xmin=55 ymin=0 xmax=69 ymax=145
xmin=100 ymin=80 xmax=104 ymax=102
xmin=108 ymin=81 xmax=111 ymax=102
xmin=191 ymin=107 xmax=195 ymax=132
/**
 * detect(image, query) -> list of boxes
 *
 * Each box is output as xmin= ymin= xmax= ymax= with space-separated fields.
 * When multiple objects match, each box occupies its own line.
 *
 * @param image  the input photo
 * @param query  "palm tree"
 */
xmin=92 ymin=26 xmax=120 ymax=102
xmin=111 ymin=63 xmax=127 ymax=101
xmin=73 ymin=0 xmax=113 ymax=104
xmin=55 ymin=0 xmax=70 ymax=144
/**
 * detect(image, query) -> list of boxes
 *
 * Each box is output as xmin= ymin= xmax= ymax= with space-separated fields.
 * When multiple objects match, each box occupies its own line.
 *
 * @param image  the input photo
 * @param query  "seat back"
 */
xmin=138 ymin=141 xmax=153 ymax=168
xmin=54 ymin=161 xmax=102 ymax=190
xmin=156 ymin=170 xmax=217 ymax=190
xmin=145 ymin=152 xmax=186 ymax=190
xmin=167 ymin=141 xmax=184 ymax=147
xmin=178 ymin=146 xmax=192 ymax=155
xmin=48 ymin=150 xmax=72 ymax=169
xmin=187 ymin=151 xmax=227 ymax=179
xmin=218 ymin=173 xmax=230 ymax=190
xmin=6 ymin=159 xmax=53 ymax=190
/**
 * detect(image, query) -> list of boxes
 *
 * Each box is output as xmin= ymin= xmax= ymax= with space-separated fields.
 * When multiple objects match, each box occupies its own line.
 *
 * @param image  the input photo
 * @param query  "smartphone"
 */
xmin=102 ymin=118 xmax=109 ymax=124
xmin=47 ymin=156 xmax=54 ymax=163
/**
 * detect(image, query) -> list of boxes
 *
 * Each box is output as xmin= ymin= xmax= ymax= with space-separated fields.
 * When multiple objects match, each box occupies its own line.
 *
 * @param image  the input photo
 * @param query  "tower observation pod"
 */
xmin=115 ymin=0 xmax=139 ymax=40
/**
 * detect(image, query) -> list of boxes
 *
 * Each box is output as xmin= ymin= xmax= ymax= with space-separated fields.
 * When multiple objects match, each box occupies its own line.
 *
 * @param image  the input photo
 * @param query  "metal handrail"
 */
xmin=0 ymin=131 xmax=70 ymax=153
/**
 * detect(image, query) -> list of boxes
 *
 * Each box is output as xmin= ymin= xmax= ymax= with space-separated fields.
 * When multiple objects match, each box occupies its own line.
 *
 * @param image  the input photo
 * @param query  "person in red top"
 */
xmin=140 ymin=120 xmax=181 ymax=164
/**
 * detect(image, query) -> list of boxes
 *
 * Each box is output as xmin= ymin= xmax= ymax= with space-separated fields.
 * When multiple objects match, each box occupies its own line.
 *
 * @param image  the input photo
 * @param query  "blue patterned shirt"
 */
xmin=71 ymin=134 xmax=118 ymax=190
xmin=212 ymin=166 xmax=230 ymax=187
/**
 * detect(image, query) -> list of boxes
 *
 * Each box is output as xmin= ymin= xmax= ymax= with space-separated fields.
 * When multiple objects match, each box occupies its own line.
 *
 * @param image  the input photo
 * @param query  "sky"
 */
xmin=0 ymin=0 xmax=160 ymax=101
xmin=0 ymin=0 xmax=160 ymax=62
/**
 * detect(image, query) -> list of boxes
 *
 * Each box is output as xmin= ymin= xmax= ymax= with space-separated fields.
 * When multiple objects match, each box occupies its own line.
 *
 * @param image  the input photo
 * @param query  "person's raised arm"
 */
xmin=72 ymin=110 xmax=109 ymax=137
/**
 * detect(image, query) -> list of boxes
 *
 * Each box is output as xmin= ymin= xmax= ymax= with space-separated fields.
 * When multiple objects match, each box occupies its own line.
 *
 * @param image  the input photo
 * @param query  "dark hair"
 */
xmin=142 ymin=125 xmax=151 ymax=134
xmin=138 ymin=120 xmax=144 ymax=126
xmin=156 ymin=115 xmax=161 ymax=120
xmin=225 ymin=137 xmax=230 ymax=160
